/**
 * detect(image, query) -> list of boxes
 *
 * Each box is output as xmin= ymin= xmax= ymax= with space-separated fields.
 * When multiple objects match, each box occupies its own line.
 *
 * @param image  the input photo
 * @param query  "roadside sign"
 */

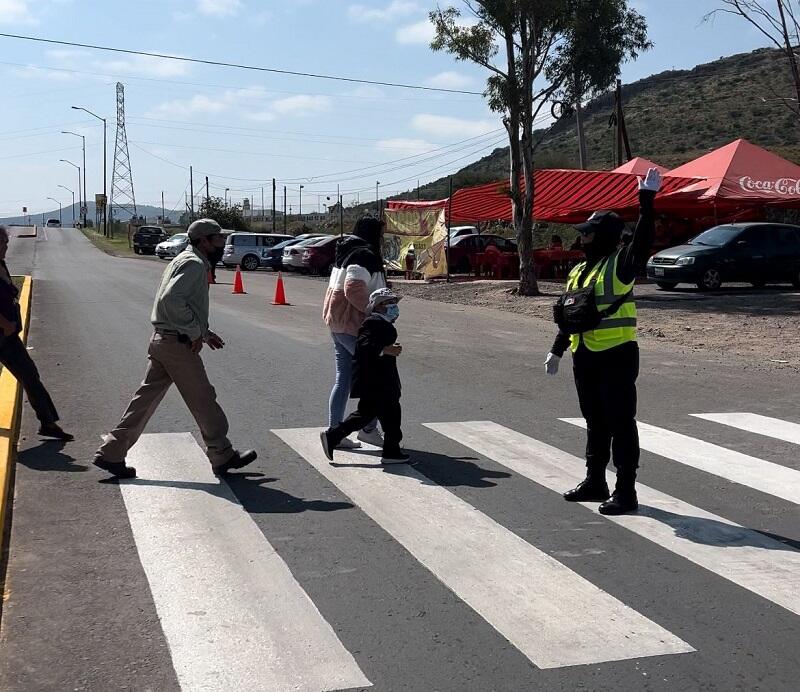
xmin=95 ymin=194 xmax=107 ymax=209
xmin=22 ymin=206 xmax=26 ymax=213
xmin=80 ymin=205 xmax=87 ymax=216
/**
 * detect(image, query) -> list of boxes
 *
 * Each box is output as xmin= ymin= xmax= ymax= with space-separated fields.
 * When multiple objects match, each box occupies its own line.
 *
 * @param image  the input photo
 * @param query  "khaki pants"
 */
xmin=98 ymin=333 xmax=234 ymax=468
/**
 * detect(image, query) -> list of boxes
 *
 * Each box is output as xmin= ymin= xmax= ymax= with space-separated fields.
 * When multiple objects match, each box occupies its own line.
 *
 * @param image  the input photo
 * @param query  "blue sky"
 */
xmin=0 ymin=0 xmax=769 ymax=218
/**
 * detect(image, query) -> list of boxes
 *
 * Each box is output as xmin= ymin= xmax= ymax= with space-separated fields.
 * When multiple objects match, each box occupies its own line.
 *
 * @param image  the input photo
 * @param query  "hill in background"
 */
xmin=396 ymin=47 xmax=800 ymax=201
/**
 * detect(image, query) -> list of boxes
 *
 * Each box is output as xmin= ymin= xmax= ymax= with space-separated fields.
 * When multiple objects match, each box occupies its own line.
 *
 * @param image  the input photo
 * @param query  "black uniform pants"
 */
xmin=572 ymin=341 xmax=639 ymax=479
xmin=331 ymin=396 xmax=402 ymax=453
xmin=0 ymin=333 xmax=59 ymax=426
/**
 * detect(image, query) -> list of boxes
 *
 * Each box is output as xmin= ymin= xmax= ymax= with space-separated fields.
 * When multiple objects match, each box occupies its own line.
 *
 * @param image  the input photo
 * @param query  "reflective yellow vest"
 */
xmin=566 ymin=250 xmax=637 ymax=353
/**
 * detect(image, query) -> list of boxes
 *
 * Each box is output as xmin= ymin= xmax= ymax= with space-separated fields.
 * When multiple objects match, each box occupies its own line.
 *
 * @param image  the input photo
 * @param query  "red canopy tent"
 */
xmin=661 ymin=139 xmax=800 ymax=218
xmin=612 ymin=157 xmax=668 ymax=176
xmin=443 ymin=169 xmax=697 ymax=224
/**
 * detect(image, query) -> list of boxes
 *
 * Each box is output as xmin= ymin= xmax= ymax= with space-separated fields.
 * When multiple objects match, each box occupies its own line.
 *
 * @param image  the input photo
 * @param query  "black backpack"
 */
xmin=553 ymin=259 xmax=632 ymax=335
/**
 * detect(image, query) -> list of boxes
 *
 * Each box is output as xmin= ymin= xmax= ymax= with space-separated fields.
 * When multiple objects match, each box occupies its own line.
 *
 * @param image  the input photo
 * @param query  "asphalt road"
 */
xmin=0 ymin=227 xmax=798 ymax=691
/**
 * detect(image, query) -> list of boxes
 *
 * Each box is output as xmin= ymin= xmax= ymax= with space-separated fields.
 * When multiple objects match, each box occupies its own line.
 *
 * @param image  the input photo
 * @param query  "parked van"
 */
xmin=222 ymin=232 xmax=293 ymax=271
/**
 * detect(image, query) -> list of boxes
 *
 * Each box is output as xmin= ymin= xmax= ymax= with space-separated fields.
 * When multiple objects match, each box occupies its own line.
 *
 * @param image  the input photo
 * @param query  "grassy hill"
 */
xmin=396 ymin=47 xmax=800 ymax=201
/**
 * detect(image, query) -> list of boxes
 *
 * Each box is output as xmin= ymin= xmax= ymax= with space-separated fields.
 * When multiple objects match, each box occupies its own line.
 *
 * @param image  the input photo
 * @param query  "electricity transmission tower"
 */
xmin=110 ymin=82 xmax=137 ymax=228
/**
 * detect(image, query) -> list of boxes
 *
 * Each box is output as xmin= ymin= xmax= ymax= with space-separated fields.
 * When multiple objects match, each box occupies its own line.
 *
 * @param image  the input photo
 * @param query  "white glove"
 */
xmin=638 ymin=167 xmax=662 ymax=193
xmin=544 ymin=352 xmax=560 ymax=376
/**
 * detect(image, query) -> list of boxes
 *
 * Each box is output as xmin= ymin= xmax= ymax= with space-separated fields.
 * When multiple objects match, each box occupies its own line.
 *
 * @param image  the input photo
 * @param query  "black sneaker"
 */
xmin=320 ymin=430 xmax=335 ymax=462
xmin=38 ymin=424 xmax=74 ymax=442
xmin=93 ymin=455 xmax=137 ymax=479
xmin=381 ymin=450 xmax=410 ymax=465
xmin=213 ymin=449 xmax=258 ymax=477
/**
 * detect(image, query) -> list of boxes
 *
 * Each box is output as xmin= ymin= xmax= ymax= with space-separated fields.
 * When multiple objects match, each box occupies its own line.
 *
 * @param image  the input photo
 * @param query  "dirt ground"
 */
xmin=394 ymin=278 xmax=800 ymax=372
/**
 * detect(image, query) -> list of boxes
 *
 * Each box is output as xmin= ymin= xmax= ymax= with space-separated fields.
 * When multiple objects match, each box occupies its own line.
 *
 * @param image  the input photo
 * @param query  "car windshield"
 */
xmin=169 ymin=233 xmax=187 ymax=241
xmin=690 ymin=225 xmax=742 ymax=247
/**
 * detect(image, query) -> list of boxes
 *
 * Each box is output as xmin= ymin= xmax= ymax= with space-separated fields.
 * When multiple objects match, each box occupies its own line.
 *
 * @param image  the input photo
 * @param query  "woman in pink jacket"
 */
xmin=322 ymin=217 xmax=387 ymax=448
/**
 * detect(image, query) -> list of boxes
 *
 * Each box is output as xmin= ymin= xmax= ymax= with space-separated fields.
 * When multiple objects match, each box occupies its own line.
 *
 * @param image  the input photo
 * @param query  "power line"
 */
xmin=0 ymin=33 xmax=485 ymax=96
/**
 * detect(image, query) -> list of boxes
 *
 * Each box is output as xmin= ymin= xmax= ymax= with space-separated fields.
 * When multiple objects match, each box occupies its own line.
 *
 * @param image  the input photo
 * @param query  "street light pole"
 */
xmin=60 ymin=160 xmax=81 ymax=226
xmin=62 ymin=131 xmax=87 ymax=227
xmin=47 ymin=197 xmax=62 ymax=224
xmin=58 ymin=185 xmax=74 ymax=225
xmin=299 ymin=184 xmax=304 ymax=220
xmin=376 ymin=181 xmax=380 ymax=216
xmin=225 ymin=188 xmax=230 ymax=208
xmin=72 ymin=106 xmax=107 ymax=236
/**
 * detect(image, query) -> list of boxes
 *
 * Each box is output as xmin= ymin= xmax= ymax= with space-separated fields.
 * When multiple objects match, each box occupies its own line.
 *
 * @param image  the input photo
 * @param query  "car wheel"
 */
xmin=656 ymin=282 xmax=678 ymax=290
xmin=241 ymin=255 xmax=260 ymax=271
xmin=697 ymin=268 xmax=722 ymax=291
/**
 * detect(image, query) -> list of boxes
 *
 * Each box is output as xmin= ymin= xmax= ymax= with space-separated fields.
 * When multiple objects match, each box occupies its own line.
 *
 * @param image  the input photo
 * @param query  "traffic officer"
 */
xmin=94 ymin=218 xmax=257 ymax=479
xmin=544 ymin=168 xmax=662 ymax=515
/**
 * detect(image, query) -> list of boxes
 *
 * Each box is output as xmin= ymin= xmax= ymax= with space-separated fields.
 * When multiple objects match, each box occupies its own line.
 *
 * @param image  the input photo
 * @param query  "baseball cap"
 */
xmin=575 ymin=210 xmax=625 ymax=236
xmin=367 ymin=287 xmax=402 ymax=312
xmin=187 ymin=218 xmax=223 ymax=241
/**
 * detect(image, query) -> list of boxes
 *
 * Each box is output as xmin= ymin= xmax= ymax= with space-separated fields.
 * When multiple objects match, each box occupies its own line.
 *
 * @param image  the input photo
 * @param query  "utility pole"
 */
xmin=205 ymin=176 xmax=210 ymax=206
xmin=614 ymin=79 xmax=632 ymax=166
xmin=417 ymin=180 xmax=420 ymax=200
xmin=339 ymin=192 xmax=343 ymax=236
xmin=376 ymin=180 xmax=380 ymax=215
xmin=261 ymin=187 xmax=265 ymax=222
xmin=575 ymin=94 xmax=588 ymax=169
xmin=283 ymin=185 xmax=287 ymax=233
xmin=189 ymin=165 xmax=195 ymax=221
xmin=299 ymin=184 xmax=304 ymax=219
xmin=272 ymin=178 xmax=276 ymax=232
xmin=161 ymin=191 xmax=165 ymax=224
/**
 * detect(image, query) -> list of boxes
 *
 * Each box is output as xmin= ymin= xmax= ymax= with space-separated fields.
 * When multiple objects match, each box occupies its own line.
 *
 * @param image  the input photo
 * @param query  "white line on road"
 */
xmin=122 ymin=433 xmax=370 ymax=692
xmin=274 ymin=427 xmax=692 ymax=670
xmin=691 ymin=412 xmax=800 ymax=447
xmin=426 ymin=421 xmax=800 ymax=617
xmin=561 ymin=418 xmax=800 ymax=505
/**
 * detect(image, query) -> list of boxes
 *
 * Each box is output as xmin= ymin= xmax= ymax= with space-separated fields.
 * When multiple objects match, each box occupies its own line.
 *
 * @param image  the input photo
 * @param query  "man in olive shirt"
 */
xmin=94 ymin=218 xmax=257 ymax=478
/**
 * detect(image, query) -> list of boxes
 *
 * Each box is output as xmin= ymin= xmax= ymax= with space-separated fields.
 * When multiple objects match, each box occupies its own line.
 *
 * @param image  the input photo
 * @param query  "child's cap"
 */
xmin=367 ymin=287 xmax=402 ymax=312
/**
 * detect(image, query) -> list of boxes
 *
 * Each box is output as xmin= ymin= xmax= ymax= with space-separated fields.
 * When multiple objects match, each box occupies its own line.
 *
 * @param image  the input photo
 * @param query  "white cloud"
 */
xmin=196 ymin=0 xmax=242 ymax=17
xmin=348 ymin=1 xmax=419 ymax=23
xmin=412 ymin=114 xmax=497 ymax=138
xmin=103 ymin=54 xmax=191 ymax=78
xmin=395 ymin=18 xmax=434 ymax=44
xmin=0 ymin=0 xmax=35 ymax=25
xmin=146 ymin=87 xmax=265 ymax=119
xmin=244 ymin=110 xmax=276 ymax=123
xmin=271 ymin=94 xmax=331 ymax=116
xmin=425 ymin=71 xmax=474 ymax=89
xmin=377 ymin=138 xmax=434 ymax=155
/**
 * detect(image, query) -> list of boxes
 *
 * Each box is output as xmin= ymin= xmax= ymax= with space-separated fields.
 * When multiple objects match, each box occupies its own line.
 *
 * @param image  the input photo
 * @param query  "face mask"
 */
xmin=383 ymin=303 xmax=400 ymax=322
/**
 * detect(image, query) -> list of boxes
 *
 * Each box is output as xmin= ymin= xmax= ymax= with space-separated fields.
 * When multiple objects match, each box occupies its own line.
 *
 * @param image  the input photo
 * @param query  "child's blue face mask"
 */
xmin=383 ymin=303 xmax=400 ymax=322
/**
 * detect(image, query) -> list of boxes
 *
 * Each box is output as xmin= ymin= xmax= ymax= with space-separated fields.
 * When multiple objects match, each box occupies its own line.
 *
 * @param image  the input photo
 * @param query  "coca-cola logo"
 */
xmin=739 ymin=176 xmax=800 ymax=195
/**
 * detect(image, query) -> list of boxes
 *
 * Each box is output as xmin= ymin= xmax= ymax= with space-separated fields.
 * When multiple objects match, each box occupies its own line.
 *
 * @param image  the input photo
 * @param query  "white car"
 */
xmin=448 ymin=225 xmax=478 ymax=240
xmin=45 ymin=218 xmax=61 ymax=228
xmin=155 ymin=232 xmax=189 ymax=259
xmin=282 ymin=236 xmax=327 ymax=272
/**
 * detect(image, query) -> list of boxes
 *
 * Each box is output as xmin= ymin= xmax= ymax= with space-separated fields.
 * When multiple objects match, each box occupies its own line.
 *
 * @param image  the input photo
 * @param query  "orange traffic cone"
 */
xmin=272 ymin=272 xmax=289 ymax=306
xmin=207 ymin=270 xmax=216 ymax=285
xmin=232 ymin=266 xmax=246 ymax=294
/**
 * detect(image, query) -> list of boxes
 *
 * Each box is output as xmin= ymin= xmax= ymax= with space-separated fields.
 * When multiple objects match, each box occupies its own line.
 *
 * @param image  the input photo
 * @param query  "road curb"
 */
xmin=0 ymin=276 xmax=32 ymax=556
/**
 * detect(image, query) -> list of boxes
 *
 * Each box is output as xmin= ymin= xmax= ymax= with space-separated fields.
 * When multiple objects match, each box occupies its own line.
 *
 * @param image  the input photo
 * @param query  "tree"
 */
xmin=706 ymin=1 xmax=800 ymax=118
xmin=196 ymin=196 xmax=249 ymax=232
xmin=430 ymin=1 xmax=650 ymax=295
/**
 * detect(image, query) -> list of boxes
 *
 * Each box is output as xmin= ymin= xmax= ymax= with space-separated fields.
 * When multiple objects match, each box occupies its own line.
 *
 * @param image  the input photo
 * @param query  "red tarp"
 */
xmin=386 ymin=199 xmax=448 ymax=211
xmin=445 ymin=170 xmax=698 ymax=224
xmin=612 ymin=157 xmax=668 ymax=176
xmin=663 ymin=138 xmax=800 ymax=214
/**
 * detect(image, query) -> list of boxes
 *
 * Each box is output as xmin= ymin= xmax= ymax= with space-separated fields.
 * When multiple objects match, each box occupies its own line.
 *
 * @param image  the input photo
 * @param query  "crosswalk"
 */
xmin=122 ymin=411 xmax=800 ymax=690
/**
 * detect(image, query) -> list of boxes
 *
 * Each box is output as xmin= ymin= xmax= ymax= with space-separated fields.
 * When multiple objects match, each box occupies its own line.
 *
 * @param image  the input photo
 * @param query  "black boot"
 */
xmin=563 ymin=473 xmax=610 ymax=502
xmin=599 ymin=473 xmax=638 ymax=515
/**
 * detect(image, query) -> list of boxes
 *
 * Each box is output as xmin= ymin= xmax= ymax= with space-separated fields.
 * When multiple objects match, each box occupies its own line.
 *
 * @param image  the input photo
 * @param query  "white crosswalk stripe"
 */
xmin=560 ymin=417 xmax=800 ymax=505
xmin=426 ymin=421 xmax=800 ymax=617
xmin=691 ymin=412 xmax=800 ymax=446
xmin=123 ymin=433 xmax=371 ymax=692
xmin=274 ymin=427 xmax=693 ymax=669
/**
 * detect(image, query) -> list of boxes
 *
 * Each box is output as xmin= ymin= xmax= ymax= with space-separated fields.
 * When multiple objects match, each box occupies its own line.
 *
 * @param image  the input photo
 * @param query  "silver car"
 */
xmin=155 ymin=232 xmax=189 ymax=259
xmin=222 ymin=232 xmax=293 ymax=271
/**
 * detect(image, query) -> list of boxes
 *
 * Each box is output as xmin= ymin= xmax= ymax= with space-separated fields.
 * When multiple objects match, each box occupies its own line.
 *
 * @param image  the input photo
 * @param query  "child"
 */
xmin=320 ymin=288 xmax=408 ymax=465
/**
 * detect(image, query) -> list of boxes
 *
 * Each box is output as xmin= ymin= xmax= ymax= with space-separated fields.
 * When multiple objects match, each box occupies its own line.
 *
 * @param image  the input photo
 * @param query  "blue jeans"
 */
xmin=328 ymin=332 xmax=376 ymax=431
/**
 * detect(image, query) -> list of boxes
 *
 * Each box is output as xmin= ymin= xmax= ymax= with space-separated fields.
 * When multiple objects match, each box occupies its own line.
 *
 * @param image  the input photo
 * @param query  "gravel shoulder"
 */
xmin=394 ymin=278 xmax=800 ymax=372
